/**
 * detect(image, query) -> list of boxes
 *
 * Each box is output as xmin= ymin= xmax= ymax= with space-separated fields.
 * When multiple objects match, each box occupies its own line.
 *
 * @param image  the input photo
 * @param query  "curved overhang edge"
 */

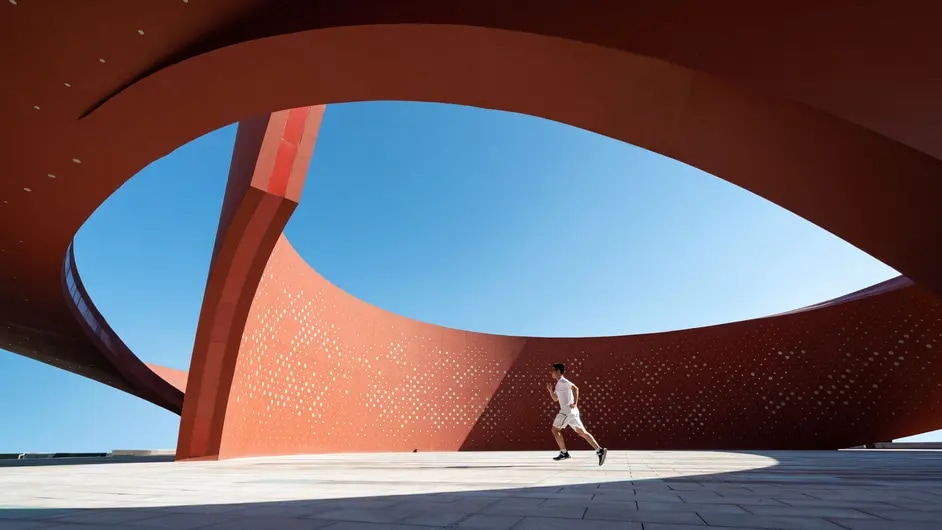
xmin=76 ymin=22 xmax=942 ymax=296
xmin=77 ymin=2 xmax=942 ymax=165
xmin=62 ymin=242 xmax=184 ymax=413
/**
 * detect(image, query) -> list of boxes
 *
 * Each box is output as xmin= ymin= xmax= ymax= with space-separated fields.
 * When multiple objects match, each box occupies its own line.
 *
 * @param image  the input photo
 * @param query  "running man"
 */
xmin=546 ymin=363 xmax=607 ymax=465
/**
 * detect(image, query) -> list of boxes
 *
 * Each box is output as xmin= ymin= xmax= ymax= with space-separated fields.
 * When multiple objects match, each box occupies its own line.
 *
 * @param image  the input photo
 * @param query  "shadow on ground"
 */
xmin=0 ymin=454 xmax=175 ymax=468
xmin=1 ymin=451 xmax=941 ymax=529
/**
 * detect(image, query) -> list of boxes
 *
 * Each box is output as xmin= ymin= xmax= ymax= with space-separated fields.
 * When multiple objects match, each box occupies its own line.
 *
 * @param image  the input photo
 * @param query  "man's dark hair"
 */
xmin=552 ymin=363 xmax=566 ymax=374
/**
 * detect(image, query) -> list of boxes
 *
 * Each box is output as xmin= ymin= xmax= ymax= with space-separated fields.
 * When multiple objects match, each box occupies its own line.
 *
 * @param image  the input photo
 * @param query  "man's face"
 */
xmin=551 ymin=369 xmax=561 ymax=380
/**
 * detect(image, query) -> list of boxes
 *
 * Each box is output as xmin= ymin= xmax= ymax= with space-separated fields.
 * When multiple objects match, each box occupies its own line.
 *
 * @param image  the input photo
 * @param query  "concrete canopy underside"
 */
xmin=0 ymin=1 xmax=940 ymax=459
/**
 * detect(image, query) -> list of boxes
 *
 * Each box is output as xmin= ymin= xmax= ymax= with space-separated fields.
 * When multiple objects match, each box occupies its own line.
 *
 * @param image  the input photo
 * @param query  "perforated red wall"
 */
xmin=218 ymin=237 xmax=525 ymax=457
xmin=217 ymin=236 xmax=942 ymax=458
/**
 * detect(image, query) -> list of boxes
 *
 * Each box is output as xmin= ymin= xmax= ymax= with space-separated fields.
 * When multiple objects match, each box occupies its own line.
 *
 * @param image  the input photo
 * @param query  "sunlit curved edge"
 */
xmin=62 ymin=242 xmax=184 ymax=413
xmin=288 ymin=235 xmax=912 ymax=340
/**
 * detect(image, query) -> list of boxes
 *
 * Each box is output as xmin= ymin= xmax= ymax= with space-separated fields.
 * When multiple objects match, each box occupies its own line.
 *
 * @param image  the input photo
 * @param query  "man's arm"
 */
xmin=546 ymin=383 xmax=558 ymax=402
xmin=571 ymin=384 xmax=579 ymax=409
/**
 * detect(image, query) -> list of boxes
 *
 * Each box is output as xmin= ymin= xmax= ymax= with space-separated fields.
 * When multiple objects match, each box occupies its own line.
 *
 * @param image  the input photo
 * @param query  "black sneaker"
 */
xmin=553 ymin=451 xmax=570 ymax=461
xmin=597 ymin=448 xmax=608 ymax=466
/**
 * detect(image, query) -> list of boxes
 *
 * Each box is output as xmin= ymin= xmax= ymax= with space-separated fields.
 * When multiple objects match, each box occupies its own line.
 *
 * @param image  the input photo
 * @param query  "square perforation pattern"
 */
xmin=219 ymin=237 xmax=942 ymax=457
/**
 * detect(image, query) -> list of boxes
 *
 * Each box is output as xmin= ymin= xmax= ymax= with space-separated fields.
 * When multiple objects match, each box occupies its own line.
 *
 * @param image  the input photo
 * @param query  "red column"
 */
xmin=176 ymin=106 xmax=325 ymax=461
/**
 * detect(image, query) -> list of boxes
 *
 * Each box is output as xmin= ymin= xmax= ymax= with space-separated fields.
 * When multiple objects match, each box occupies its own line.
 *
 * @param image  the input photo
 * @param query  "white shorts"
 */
xmin=553 ymin=410 xmax=585 ymax=431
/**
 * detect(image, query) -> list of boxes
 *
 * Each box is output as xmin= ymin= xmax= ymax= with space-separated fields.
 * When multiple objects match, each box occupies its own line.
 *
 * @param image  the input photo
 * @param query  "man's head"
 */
xmin=551 ymin=363 xmax=566 ymax=380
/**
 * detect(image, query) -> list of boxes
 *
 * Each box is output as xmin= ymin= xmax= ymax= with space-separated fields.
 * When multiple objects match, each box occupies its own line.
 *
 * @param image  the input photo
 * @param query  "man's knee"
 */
xmin=551 ymin=426 xmax=562 ymax=434
xmin=575 ymin=428 xmax=590 ymax=437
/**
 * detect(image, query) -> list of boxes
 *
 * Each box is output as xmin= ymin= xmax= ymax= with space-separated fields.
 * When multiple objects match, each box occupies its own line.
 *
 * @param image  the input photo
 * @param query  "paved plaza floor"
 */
xmin=1 ymin=450 xmax=941 ymax=529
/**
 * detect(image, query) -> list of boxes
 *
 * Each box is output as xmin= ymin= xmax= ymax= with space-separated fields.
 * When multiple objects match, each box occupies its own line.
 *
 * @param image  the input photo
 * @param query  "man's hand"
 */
xmin=570 ymin=402 xmax=576 ymax=409
xmin=546 ymin=382 xmax=554 ymax=393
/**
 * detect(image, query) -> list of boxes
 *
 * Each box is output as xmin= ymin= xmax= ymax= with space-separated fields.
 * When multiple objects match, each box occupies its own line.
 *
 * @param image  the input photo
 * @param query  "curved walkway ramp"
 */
xmin=62 ymin=243 xmax=183 ymax=412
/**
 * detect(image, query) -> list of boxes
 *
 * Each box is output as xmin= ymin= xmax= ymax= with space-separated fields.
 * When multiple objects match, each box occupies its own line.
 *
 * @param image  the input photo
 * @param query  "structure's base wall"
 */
xmin=218 ymin=236 xmax=525 ymax=458
xmin=213 ymin=237 xmax=942 ymax=459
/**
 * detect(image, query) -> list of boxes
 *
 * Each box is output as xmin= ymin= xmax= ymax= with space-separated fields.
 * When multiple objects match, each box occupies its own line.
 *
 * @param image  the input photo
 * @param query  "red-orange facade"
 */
xmin=179 ymin=107 xmax=941 ymax=460
xmin=216 ymin=237 xmax=941 ymax=458
xmin=1 ymin=2 xmax=941 ymax=460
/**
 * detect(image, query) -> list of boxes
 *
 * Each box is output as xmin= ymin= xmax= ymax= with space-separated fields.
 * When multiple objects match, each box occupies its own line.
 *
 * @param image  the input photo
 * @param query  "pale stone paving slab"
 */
xmin=0 ymin=449 xmax=940 ymax=528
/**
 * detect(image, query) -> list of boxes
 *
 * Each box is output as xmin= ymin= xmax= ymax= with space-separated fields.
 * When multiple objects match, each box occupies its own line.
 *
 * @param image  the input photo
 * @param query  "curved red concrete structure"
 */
xmin=0 ymin=2 xmax=940 ymax=458
xmin=213 ymin=237 xmax=941 ymax=458
xmin=63 ymin=243 xmax=183 ymax=413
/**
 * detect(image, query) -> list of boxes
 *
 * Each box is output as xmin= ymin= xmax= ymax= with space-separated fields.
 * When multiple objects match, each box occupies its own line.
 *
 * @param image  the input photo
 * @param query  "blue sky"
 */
xmin=0 ymin=101 xmax=936 ymax=452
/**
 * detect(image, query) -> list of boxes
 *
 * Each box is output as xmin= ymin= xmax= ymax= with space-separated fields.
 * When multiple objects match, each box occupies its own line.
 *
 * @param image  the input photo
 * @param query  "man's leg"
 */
xmin=551 ymin=414 xmax=570 ymax=460
xmin=573 ymin=420 xmax=607 ymax=466
xmin=552 ymin=426 xmax=567 ymax=452
xmin=574 ymin=427 xmax=601 ymax=451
